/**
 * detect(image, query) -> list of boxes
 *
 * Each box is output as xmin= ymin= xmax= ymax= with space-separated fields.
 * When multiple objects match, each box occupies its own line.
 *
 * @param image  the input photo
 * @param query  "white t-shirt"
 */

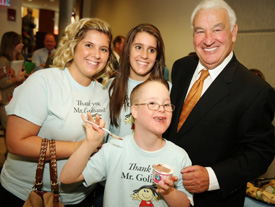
xmin=1 ymin=68 xmax=110 ymax=205
xmin=83 ymin=134 xmax=193 ymax=206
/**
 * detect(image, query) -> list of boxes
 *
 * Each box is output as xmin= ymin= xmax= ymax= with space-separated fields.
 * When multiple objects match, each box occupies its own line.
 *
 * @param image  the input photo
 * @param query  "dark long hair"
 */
xmin=109 ymin=23 xmax=166 ymax=127
xmin=0 ymin=32 xmax=23 ymax=61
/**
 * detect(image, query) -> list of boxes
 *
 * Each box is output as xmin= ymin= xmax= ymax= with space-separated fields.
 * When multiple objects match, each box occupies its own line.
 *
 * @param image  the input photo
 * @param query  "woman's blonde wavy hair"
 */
xmin=52 ymin=18 xmax=115 ymax=84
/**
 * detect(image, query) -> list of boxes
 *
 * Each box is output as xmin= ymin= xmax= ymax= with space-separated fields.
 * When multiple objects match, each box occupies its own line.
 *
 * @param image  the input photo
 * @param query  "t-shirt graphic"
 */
xmin=131 ymin=184 xmax=160 ymax=206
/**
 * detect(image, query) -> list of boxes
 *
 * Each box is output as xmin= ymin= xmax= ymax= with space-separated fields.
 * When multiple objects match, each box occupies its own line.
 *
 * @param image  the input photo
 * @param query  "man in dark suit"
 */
xmin=164 ymin=0 xmax=275 ymax=206
xmin=112 ymin=35 xmax=125 ymax=71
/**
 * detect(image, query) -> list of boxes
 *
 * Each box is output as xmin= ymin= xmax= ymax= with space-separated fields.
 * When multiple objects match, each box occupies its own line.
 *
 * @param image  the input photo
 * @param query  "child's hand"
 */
xmin=156 ymin=175 xmax=178 ymax=195
xmin=81 ymin=112 xmax=105 ymax=144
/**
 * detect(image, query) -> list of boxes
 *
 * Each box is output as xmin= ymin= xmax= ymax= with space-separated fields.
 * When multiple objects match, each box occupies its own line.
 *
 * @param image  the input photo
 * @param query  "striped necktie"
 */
xmin=177 ymin=69 xmax=209 ymax=132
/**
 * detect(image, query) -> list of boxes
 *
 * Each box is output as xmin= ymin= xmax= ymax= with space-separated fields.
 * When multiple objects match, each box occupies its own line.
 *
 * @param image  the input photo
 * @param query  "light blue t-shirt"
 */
xmin=83 ymin=134 xmax=193 ymax=206
xmin=1 ymin=68 xmax=110 ymax=205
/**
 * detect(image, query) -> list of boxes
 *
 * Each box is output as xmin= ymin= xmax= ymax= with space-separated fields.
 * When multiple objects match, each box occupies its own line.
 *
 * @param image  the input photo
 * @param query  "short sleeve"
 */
xmin=6 ymin=72 xmax=48 ymax=126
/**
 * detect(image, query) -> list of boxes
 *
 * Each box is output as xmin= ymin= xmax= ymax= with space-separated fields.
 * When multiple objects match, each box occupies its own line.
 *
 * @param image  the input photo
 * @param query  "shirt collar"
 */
xmin=114 ymin=51 xmax=120 ymax=61
xmin=196 ymin=51 xmax=233 ymax=80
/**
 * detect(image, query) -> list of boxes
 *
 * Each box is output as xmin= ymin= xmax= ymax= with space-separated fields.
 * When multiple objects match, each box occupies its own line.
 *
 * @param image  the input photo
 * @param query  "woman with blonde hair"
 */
xmin=0 ymin=18 xmax=113 ymax=207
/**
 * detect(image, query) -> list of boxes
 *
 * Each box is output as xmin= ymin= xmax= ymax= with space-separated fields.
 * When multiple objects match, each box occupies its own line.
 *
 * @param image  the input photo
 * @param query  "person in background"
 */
xmin=22 ymin=8 xmax=36 ymax=56
xmin=112 ymin=35 xmax=125 ymax=71
xmin=44 ymin=50 xmax=55 ymax=68
xmin=0 ymin=18 xmax=114 ymax=207
xmin=164 ymin=0 xmax=275 ymax=206
xmin=0 ymin=66 xmax=15 ymax=78
xmin=0 ymin=32 xmax=26 ymax=129
xmin=60 ymin=76 xmax=193 ymax=207
xmin=32 ymin=33 xmax=56 ymax=71
xmin=248 ymin=68 xmax=275 ymax=126
xmin=249 ymin=68 xmax=265 ymax=80
xmin=97 ymin=35 xmax=125 ymax=82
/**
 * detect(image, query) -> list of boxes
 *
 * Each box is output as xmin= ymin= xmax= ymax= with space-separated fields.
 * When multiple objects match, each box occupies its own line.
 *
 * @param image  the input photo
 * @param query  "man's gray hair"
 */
xmin=191 ymin=0 xmax=237 ymax=32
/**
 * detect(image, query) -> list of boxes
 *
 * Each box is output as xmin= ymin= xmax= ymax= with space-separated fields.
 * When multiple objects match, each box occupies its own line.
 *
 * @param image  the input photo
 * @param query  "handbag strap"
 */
xmin=49 ymin=139 xmax=62 ymax=207
xmin=49 ymin=139 xmax=59 ymax=193
xmin=33 ymin=139 xmax=62 ymax=206
xmin=34 ymin=138 xmax=48 ymax=190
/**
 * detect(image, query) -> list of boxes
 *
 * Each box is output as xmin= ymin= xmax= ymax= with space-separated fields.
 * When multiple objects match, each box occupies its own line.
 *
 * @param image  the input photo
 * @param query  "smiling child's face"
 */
xmin=132 ymin=81 xmax=172 ymax=136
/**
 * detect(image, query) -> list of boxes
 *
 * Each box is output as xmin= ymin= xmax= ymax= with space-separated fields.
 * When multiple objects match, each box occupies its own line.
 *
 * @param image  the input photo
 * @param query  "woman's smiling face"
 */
xmin=129 ymin=31 xmax=157 ymax=81
xmin=68 ymin=30 xmax=110 ymax=86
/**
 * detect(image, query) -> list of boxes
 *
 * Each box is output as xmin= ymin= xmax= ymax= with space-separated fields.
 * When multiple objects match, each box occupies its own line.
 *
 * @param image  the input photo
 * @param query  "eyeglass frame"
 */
xmin=134 ymin=102 xmax=175 ymax=112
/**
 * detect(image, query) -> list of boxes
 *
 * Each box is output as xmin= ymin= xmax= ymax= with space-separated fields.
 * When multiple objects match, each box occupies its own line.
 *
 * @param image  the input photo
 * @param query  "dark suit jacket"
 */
xmin=165 ymin=54 xmax=275 ymax=207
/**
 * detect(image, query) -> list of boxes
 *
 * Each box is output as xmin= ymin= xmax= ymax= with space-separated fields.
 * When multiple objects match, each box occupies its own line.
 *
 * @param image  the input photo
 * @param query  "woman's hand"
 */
xmin=6 ymin=66 xmax=15 ymax=77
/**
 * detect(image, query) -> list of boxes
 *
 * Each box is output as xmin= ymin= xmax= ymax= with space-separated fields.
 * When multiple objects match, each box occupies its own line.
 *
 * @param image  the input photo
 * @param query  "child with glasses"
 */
xmin=60 ymin=76 xmax=193 ymax=207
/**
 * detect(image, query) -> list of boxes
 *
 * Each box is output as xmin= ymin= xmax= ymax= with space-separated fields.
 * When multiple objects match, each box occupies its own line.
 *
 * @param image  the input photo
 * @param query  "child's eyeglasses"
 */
xmin=135 ymin=102 xmax=175 ymax=112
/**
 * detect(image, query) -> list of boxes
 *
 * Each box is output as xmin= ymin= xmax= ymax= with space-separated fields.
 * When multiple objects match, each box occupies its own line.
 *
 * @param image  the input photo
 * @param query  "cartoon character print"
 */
xmin=123 ymin=113 xmax=135 ymax=129
xmin=131 ymin=185 xmax=160 ymax=206
xmin=123 ymin=95 xmax=135 ymax=130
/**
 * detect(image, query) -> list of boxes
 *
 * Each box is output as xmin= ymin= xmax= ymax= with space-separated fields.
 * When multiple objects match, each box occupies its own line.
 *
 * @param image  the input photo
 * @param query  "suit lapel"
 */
xmin=176 ymin=56 xmax=237 ymax=135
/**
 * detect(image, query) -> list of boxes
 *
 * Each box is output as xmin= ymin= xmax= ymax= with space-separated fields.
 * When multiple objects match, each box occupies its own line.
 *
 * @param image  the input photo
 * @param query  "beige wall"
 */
xmin=85 ymin=0 xmax=275 ymax=87
xmin=0 ymin=0 xmax=22 ymax=42
xmin=227 ymin=0 xmax=275 ymax=88
xmin=0 ymin=0 xmax=274 ymax=87
xmin=84 ymin=0 xmax=201 ymax=80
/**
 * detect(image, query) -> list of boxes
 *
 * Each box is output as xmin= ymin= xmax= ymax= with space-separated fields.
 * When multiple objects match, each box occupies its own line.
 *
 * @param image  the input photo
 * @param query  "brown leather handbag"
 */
xmin=23 ymin=138 xmax=64 ymax=207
